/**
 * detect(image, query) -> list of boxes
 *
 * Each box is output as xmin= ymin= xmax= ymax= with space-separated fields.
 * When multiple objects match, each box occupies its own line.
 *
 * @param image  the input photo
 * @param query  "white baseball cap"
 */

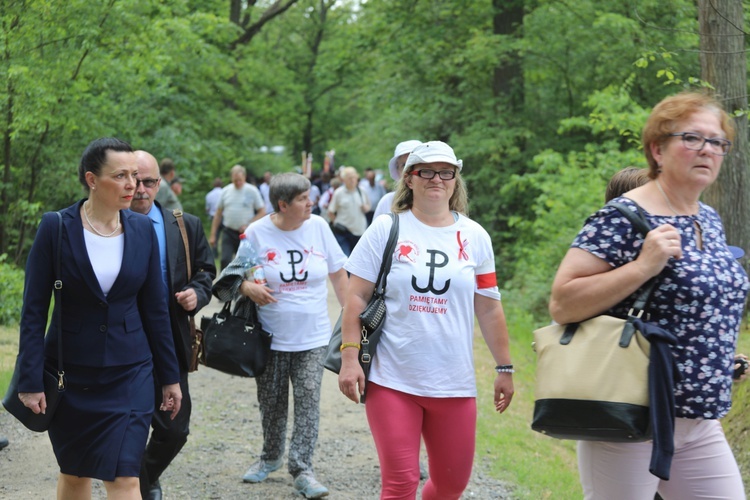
xmin=404 ymin=141 xmax=463 ymax=171
xmin=388 ymin=140 xmax=422 ymax=181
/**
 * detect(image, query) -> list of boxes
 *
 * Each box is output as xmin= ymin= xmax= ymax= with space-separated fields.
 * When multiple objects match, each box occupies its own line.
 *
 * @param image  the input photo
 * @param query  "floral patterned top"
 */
xmin=572 ymin=197 xmax=749 ymax=419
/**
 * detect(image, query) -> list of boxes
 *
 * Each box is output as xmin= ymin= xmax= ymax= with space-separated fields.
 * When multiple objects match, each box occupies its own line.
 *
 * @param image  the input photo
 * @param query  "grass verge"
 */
xmin=474 ymin=296 xmax=581 ymax=499
xmin=0 ymin=323 xmax=18 ymax=396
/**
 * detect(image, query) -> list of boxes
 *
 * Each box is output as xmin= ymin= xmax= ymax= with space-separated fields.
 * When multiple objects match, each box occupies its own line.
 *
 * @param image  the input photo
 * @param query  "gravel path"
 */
xmin=0 ymin=293 xmax=515 ymax=499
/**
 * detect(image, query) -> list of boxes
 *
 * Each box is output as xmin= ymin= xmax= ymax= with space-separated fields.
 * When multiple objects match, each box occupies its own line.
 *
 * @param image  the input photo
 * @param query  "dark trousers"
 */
xmin=334 ymin=228 xmax=360 ymax=257
xmin=220 ymin=228 xmax=241 ymax=271
xmin=211 ymin=223 xmax=224 ymax=260
xmin=140 ymin=370 xmax=191 ymax=496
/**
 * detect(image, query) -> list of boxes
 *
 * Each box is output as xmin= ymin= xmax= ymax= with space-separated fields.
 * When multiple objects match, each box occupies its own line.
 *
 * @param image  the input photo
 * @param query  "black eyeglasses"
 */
xmin=668 ymin=132 xmax=732 ymax=156
xmin=409 ymin=169 xmax=456 ymax=180
xmin=136 ymin=178 xmax=159 ymax=188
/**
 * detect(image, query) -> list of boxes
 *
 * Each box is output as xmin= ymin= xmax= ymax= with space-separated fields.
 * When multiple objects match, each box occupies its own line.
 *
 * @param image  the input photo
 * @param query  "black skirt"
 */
xmin=48 ymin=358 xmax=154 ymax=480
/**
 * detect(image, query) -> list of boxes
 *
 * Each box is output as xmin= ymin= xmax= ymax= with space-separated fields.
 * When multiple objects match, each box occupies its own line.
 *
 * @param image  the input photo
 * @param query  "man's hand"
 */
xmin=175 ymin=288 xmax=198 ymax=312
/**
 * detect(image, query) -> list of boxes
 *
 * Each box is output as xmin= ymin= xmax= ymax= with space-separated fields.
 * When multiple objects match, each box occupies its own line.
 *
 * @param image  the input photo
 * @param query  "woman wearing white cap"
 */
xmin=339 ymin=141 xmax=514 ymax=499
xmin=373 ymin=139 xmax=422 ymax=220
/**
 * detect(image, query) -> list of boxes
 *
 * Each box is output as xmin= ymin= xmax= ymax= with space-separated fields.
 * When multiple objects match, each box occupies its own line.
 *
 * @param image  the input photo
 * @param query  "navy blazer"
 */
xmin=17 ymin=200 xmax=180 ymax=393
xmin=158 ymin=203 xmax=215 ymax=372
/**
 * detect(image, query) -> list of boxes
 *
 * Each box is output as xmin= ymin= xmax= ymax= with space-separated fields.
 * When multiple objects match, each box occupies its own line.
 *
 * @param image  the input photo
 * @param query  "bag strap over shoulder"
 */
xmin=373 ymin=213 xmax=399 ymax=295
xmin=173 ymin=209 xmax=201 ymax=335
xmin=607 ymin=201 xmax=659 ymax=347
xmin=608 ymin=201 xmax=651 ymax=237
xmin=53 ymin=212 xmax=65 ymax=390
xmin=173 ymin=210 xmax=192 ymax=279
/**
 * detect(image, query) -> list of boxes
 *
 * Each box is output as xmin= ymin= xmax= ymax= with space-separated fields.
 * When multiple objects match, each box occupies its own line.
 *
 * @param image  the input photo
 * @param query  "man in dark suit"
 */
xmin=131 ymin=150 xmax=216 ymax=500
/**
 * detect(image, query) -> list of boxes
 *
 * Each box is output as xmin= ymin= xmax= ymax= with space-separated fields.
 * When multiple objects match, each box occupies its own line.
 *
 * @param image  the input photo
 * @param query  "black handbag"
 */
xmin=202 ymin=300 xmax=272 ymax=377
xmin=324 ymin=213 xmax=399 ymax=401
xmin=3 ymin=212 xmax=66 ymax=432
xmin=531 ymin=202 xmax=656 ymax=442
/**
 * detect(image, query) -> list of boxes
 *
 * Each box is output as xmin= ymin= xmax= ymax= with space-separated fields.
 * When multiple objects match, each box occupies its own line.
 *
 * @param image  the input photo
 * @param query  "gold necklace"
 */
xmin=655 ymin=179 xmax=703 ymax=245
xmin=83 ymin=201 xmax=121 ymax=237
xmin=655 ymin=179 xmax=698 ymax=216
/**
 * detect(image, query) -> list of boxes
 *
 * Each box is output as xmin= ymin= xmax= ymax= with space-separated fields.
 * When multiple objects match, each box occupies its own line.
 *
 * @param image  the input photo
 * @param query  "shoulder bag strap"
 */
xmin=173 ymin=209 xmax=192 ymax=279
xmin=54 ymin=212 xmax=65 ymax=389
xmin=608 ymin=201 xmax=659 ymax=347
xmin=373 ymin=213 xmax=399 ymax=295
xmin=173 ymin=209 xmax=201 ymax=334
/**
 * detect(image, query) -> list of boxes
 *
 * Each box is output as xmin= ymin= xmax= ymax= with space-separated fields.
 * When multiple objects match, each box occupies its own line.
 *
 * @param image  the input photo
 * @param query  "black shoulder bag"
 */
xmin=3 ymin=212 xmax=66 ymax=432
xmin=323 ymin=212 xmax=399 ymax=402
xmin=201 ymin=298 xmax=273 ymax=378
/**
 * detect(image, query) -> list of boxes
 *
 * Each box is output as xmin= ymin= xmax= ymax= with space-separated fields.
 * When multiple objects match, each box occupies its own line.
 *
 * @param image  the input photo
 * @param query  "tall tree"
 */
xmin=492 ymin=0 xmax=524 ymax=111
xmin=698 ymin=0 xmax=749 ymax=258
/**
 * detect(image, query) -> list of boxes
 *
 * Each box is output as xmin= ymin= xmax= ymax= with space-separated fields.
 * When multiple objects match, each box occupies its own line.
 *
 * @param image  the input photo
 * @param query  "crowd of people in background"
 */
xmin=207 ymin=156 xmax=404 ymax=266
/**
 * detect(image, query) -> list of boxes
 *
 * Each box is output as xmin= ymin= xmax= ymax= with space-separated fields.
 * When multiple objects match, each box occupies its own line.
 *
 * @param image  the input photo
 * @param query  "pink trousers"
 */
xmin=365 ymin=383 xmax=477 ymax=500
xmin=578 ymin=418 xmax=745 ymax=499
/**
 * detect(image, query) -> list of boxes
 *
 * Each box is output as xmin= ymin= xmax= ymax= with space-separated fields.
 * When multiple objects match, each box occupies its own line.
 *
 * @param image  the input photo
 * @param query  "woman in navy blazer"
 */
xmin=16 ymin=137 xmax=182 ymax=499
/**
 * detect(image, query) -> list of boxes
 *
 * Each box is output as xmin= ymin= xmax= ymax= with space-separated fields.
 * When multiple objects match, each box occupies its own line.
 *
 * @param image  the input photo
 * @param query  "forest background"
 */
xmin=1 ymin=1 xmax=750 ymax=497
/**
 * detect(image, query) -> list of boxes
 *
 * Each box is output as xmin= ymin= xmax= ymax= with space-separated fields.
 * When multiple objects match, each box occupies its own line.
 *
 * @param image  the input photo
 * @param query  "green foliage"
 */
xmin=506 ymin=83 xmax=648 ymax=320
xmin=0 ymin=255 xmax=24 ymax=326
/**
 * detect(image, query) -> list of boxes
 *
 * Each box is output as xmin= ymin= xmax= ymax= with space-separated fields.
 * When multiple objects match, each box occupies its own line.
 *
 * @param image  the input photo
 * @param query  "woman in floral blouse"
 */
xmin=549 ymin=91 xmax=748 ymax=499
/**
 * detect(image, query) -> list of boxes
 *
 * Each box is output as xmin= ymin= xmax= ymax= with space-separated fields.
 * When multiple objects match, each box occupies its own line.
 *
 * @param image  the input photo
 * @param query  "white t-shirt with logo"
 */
xmin=244 ymin=215 xmax=346 ymax=352
xmin=344 ymin=210 xmax=501 ymax=397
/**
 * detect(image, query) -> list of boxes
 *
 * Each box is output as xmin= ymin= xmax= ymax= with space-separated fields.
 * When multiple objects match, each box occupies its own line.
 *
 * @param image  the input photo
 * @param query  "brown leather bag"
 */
xmin=174 ymin=210 xmax=203 ymax=372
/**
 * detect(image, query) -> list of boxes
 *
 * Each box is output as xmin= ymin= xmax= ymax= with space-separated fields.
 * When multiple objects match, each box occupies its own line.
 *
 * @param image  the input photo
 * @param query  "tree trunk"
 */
xmin=230 ymin=0 xmax=242 ymax=25
xmin=698 ymin=1 xmax=749 ymax=264
xmin=492 ymin=0 xmax=524 ymax=111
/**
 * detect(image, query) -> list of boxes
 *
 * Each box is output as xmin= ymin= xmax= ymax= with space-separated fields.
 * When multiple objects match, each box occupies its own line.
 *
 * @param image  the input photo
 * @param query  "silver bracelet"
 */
xmin=495 ymin=364 xmax=515 ymax=374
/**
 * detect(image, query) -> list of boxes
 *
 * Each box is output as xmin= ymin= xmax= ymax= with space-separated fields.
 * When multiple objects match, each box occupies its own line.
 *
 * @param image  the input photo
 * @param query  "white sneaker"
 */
xmin=293 ymin=472 xmax=329 ymax=498
xmin=242 ymin=458 xmax=283 ymax=483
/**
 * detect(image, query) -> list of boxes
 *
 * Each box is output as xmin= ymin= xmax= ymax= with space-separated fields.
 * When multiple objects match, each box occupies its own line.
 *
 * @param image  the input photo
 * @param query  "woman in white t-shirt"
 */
xmin=339 ymin=141 xmax=514 ymax=499
xmin=213 ymin=173 xmax=348 ymax=498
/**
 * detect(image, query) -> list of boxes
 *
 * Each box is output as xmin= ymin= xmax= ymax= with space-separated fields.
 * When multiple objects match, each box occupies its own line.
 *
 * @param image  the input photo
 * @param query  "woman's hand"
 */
xmin=160 ymin=383 xmax=183 ymax=420
xmin=494 ymin=374 xmax=514 ymax=414
xmin=635 ymin=223 xmax=683 ymax=278
xmin=733 ymin=354 xmax=749 ymax=382
xmin=550 ymin=222 xmax=683 ymax=325
xmin=339 ymin=275 xmax=376 ymax=404
xmin=18 ymin=392 xmax=46 ymax=414
xmin=240 ymin=280 xmax=277 ymax=306
xmin=338 ymin=351 xmax=366 ymax=404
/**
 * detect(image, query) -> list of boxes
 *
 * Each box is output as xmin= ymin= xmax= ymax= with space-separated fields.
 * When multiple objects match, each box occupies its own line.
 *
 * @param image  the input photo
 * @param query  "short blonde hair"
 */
xmin=340 ymin=166 xmax=358 ymax=180
xmin=230 ymin=164 xmax=246 ymax=177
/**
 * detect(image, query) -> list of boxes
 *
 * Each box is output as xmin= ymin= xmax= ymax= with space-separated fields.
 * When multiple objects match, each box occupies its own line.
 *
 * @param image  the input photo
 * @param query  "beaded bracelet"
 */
xmin=340 ymin=342 xmax=361 ymax=352
xmin=495 ymin=364 xmax=515 ymax=374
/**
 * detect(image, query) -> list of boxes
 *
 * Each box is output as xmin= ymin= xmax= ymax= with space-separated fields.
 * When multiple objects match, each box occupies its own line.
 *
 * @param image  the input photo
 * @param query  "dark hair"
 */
xmin=78 ymin=137 xmax=133 ymax=190
xmin=160 ymin=157 xmax=175 ymax=176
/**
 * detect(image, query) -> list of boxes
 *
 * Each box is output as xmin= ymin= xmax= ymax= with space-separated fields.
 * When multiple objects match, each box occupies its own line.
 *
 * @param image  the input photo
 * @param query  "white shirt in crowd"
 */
xmin=217 ymin=182 xmax=264 ymax=231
